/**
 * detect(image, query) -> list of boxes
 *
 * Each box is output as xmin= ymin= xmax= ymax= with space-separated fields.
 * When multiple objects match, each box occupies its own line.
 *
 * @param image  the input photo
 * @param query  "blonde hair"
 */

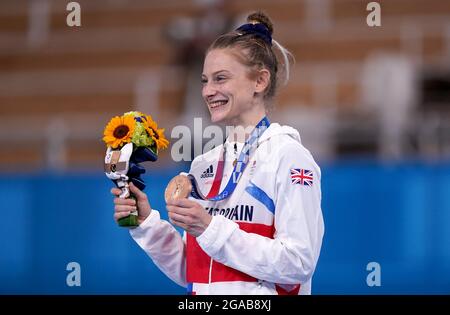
xmin=207 ymin=11 xmax=294 ymax=101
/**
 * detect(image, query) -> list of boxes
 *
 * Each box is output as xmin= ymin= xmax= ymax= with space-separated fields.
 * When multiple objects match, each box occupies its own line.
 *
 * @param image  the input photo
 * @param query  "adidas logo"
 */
xmin=200 ymin=165 xmax=214 ymax=178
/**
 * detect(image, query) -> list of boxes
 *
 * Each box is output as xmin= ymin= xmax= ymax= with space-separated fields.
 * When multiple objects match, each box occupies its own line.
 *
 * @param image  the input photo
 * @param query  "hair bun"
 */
xmin=247 ymin=12 xmax=273 ymax=36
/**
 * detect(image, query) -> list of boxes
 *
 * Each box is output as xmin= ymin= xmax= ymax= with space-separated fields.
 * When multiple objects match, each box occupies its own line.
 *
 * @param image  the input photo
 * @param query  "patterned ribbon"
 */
xmin=189 ymin=116 xmax=270 ymax=201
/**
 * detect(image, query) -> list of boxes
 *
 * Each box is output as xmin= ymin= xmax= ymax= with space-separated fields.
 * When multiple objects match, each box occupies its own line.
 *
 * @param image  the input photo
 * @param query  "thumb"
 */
xmin=129 ymin=182 xmax=147 ymax=200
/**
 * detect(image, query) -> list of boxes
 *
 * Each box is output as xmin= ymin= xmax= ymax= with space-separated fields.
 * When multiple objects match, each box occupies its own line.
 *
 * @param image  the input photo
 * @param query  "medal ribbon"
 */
xmin=190 ymin=116 xmax=270 ymax=201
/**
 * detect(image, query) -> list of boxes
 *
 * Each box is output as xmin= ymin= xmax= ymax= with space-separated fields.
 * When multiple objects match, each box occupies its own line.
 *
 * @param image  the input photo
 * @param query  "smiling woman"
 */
xmin=201 ymin=12 xmax=292 ymax=128
xmin=202 ymin=49 xmax=268 ymax=126
xmin=111 ymin=11 xmax=324 ymax=295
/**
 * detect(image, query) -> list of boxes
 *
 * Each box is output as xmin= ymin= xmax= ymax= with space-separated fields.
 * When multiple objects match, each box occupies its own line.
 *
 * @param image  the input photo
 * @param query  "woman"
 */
xmin=112 ymin=12 xmax=324 ymax=295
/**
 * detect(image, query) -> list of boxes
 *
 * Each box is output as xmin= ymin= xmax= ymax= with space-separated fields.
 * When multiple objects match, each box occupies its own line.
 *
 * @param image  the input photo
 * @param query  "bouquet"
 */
xmin=103 ymin=111 xmax=169 ymax=227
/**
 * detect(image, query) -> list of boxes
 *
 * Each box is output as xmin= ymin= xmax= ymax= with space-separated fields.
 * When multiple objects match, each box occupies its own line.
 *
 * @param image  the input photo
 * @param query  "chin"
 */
xmin=210 ymin=113 xmax=226 ymax=124
xmin=209 ymin=109 xmax=230 ymax=124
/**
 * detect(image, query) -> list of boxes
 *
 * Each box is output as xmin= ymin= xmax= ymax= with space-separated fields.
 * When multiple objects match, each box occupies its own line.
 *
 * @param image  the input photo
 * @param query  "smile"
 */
xmin=209 ymin=100 xmax=228 ymax=109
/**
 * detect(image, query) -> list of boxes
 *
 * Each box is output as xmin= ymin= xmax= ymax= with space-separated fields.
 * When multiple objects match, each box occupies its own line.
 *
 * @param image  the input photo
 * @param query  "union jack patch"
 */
xmin=290 ymin=169 xmax=313 ymax=186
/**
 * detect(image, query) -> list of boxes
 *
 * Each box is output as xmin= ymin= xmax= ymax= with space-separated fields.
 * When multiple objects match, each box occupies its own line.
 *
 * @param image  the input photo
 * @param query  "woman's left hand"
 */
xmin=166 ymin=198 xmax=212 ymax=237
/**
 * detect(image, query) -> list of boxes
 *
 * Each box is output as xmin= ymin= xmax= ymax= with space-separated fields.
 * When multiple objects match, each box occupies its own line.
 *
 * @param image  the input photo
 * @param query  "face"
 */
xmin=202 ymin=49 xmax=260 ymax=125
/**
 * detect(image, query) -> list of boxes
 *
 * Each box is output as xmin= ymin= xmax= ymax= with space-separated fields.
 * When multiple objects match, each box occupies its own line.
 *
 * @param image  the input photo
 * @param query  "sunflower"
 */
xmin=102 ymin=115 xmax=136 ymax=149
xmin=143 ymin=115 xmax=169 ymax=151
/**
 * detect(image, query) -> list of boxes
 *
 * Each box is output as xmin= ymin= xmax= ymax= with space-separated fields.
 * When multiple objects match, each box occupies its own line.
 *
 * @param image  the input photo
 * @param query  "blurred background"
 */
xmin=0 ymin=0 xmax=449 ymax=294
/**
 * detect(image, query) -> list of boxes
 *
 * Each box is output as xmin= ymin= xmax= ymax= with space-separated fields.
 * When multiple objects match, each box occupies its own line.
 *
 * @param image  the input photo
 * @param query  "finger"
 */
xmin=114 ymin=211 xmax=131 ymax=222
xmin=168 ymin=215 xmax=188 ymax=230
xmin=166 ymin=205 xmax=192 ymax=216
xmin=166 ymin=198 xmax=180 ymax=206
xmin=129 ymin=182 xmax=147 ymax=200
xmin=115 ymin=205 xmax=137 ymax=213
xmin=114 ymin=197 xmax=136 ymax=206
xmin=168 ymin=198 xmax=198 ymax=208
xmin=111 ymin=188 xmax=122 ymax=196
xmin=168 ymin=211 xmax=190 ymax=225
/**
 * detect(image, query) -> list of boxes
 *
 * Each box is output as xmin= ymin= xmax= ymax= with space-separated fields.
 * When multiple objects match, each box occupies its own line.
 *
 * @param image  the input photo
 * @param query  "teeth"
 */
xmin=209 ymin=100 xmax=228 ymax=108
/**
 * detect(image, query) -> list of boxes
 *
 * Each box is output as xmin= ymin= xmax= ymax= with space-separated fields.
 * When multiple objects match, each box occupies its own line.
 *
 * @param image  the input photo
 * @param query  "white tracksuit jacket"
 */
xmin=130 ymin=123 xmax=325 ymax=295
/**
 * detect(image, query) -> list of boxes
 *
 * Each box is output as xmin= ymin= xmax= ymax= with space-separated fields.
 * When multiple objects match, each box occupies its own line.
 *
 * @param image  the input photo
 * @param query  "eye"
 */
xmin=215 ymin=75 xmax=226 ymax=82
xmin=201 ymin=78 xmax=208 ymax=84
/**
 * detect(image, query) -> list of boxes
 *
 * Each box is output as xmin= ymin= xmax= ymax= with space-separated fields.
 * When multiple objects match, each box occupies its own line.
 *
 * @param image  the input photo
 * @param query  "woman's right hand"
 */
xmin=111 ymin=182 xmax=152 ymax=226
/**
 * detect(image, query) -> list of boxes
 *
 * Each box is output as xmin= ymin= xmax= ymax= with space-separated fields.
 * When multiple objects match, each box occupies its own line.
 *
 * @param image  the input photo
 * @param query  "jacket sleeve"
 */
xmin=129 ymin=209 xmax=187 ymax=287
xmin=196 ymin=143 xmax=325 ymax=285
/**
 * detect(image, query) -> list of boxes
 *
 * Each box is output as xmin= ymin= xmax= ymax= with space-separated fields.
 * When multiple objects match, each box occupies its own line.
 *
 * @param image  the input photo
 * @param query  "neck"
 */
xmin=226 ymin=108 xmax=267 ymax=143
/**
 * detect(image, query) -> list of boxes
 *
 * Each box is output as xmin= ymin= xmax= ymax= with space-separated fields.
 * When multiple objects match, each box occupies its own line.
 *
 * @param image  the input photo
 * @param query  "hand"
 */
xmin=166 ymin=198 xmax=212 ymax=237
xmin=111 ymin=182 xmax=152 ymax=225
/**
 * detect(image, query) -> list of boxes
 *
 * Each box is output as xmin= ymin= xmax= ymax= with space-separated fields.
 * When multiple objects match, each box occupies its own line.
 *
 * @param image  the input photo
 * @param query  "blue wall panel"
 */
xmin=0 ymin=162 xmax=449 ymax=294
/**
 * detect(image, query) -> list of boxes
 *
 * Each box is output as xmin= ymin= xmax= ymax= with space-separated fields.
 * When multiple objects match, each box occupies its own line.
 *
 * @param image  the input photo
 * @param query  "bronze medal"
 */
xmin=164 ymin=175 xmax=193 ymax=202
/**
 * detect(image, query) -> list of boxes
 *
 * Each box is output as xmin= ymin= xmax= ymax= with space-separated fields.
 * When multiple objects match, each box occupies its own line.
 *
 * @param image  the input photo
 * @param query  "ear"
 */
xmin=254 ymin=69 xmax=271 ymax=94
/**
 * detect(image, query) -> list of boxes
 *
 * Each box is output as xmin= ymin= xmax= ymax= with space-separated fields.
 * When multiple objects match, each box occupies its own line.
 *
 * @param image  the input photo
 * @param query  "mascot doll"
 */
xmin=103 ymin=111 xmax=169 ymax=227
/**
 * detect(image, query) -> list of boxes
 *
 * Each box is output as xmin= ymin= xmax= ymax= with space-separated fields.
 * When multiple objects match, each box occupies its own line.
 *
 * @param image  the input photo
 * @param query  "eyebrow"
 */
xmin=202 ymin=70 xmax=231 ymax=78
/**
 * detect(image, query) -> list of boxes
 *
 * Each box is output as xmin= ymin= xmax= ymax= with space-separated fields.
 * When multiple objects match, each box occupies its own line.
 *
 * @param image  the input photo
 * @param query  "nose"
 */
xmin=202 ymin=82 xmax=216 ymax=101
